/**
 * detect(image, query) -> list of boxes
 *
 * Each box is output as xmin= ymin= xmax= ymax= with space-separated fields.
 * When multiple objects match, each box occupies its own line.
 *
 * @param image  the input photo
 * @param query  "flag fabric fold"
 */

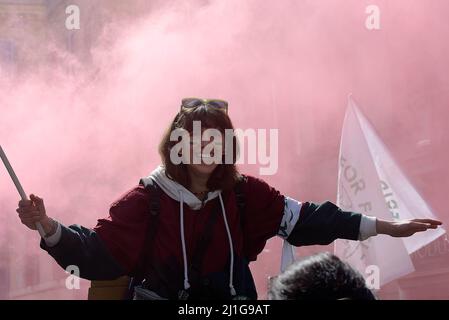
xmin=334 ymin=97 xmax=445 ymax=286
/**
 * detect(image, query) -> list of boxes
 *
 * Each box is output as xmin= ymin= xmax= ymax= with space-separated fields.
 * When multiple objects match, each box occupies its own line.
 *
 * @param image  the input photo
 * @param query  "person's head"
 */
xmin=268 ymin=252 xmax=376 ymax=300
xmin=159 ymin=98 xmax=240 ymax=190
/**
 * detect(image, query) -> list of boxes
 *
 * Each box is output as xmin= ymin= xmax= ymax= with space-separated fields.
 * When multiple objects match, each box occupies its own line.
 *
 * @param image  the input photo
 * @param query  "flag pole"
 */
xmin=0 ymin=145 xmax=46 ymax=237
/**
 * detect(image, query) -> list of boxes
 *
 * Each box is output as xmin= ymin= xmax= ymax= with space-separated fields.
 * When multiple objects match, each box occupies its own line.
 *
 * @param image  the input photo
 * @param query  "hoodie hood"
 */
xmin=140 ymin=165 xmax=222 ymax=210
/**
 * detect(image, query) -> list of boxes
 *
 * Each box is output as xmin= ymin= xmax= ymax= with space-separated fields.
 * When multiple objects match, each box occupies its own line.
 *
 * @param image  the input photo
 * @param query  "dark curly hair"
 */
xmin=268 ymin=252 xmax=376 ymax=300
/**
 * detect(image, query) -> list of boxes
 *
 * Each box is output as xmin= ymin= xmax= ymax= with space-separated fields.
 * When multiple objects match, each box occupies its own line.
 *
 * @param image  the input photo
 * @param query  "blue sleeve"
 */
xmin=40 ymin=224 xmax=125 ymax=281
xmin=286 ymin=201 xmax=362 ymax=246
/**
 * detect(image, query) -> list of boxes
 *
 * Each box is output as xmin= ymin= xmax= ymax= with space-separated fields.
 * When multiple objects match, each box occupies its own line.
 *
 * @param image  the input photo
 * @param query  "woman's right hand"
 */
xmin=17 ymin=194 xmax=53 ymax=233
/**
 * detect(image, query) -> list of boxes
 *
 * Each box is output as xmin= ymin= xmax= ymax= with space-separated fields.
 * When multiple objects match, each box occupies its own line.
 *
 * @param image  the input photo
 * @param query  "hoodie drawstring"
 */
xmin=179 ymin=191 xmax=190 ymax=291
xmin=178 ymin=190 xmax=236 ymax=297
xmin=218 ymin=192 xmax=236 ymax=297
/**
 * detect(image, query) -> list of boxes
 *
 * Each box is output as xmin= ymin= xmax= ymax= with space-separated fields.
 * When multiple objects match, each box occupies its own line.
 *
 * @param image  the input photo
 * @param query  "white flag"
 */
xmin=334 ymin=97 xmax=445 ymax=286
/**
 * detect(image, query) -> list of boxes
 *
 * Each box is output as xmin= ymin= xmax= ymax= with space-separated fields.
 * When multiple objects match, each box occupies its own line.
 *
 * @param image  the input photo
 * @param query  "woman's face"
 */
xmin=186 ymin=128 xmax=222 ymax=177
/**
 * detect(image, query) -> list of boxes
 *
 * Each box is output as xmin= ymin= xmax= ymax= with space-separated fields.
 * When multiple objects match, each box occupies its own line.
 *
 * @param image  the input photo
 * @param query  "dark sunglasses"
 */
xmin=181 ymin=98 xmax=228 ymax=114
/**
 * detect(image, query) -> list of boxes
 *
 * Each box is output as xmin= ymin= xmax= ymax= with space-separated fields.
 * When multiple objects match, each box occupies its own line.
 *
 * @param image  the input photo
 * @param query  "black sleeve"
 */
xmin=40 ymin=224 xmax=126 ymax=281
xmin=286 ymin=201 xmax=362 ymax=246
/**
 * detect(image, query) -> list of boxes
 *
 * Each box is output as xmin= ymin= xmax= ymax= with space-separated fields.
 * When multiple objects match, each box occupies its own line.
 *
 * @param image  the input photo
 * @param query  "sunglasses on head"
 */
xmin=181 ymin=98 xmax=228 ymax=114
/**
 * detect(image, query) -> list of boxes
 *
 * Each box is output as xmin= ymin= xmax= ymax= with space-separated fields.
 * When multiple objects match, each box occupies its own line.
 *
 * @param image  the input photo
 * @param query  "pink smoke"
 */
xmin=0 ymin=0 xmax=448 ymax=299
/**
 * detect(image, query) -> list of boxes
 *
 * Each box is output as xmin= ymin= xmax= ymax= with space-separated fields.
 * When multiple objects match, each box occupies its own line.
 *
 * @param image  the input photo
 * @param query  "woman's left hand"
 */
xmin=377 ymin=218 xmax=443 ymax=237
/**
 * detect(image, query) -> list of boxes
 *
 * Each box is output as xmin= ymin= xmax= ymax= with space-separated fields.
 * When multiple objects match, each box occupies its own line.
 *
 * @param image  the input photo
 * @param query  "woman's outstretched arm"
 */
xmin=239 ymin=175 xmax=442 ymax=257
xmin=284 ymin=200 xmax=441 ymax=246
xmin=17 ymin=188 xmax=150 ymax=280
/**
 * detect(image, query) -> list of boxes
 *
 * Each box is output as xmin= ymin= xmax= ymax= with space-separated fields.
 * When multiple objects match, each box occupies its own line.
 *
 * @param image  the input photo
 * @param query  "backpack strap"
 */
xmin=139 ymin=178 xmax=162 ymax=250
xmin=126 ymin=179 xmax=162 ymax=298
xmin=234 ymin=175 xmax=247 ymax=221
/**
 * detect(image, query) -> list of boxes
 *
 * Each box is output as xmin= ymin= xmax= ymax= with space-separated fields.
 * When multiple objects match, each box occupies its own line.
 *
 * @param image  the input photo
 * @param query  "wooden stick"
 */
xmin=0 ymin=145 xmax=46 ymax=237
